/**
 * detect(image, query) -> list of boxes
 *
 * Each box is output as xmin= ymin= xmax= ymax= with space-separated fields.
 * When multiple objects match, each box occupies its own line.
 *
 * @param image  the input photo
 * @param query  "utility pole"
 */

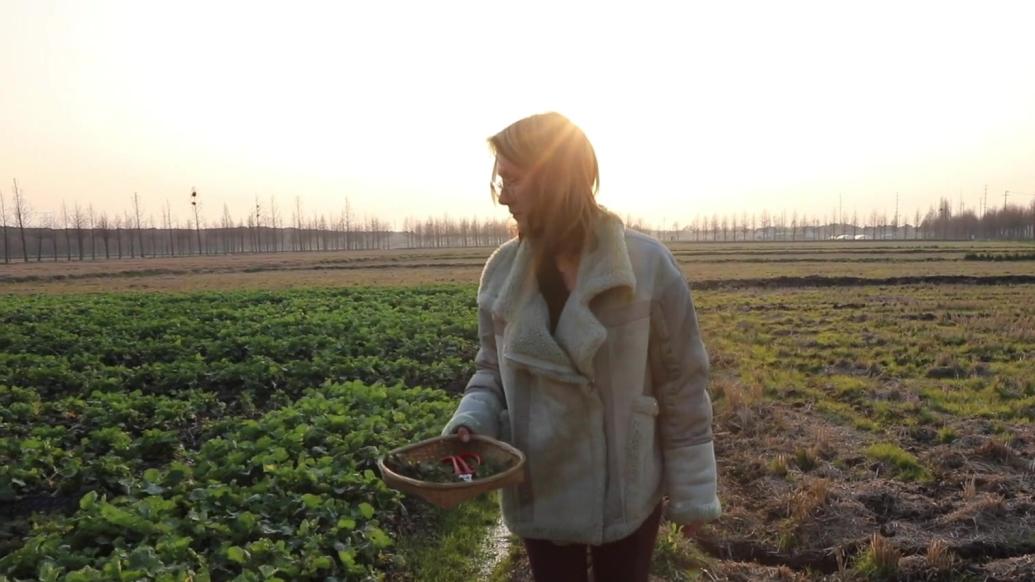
xmin=255 ymin=197 xmax=262 ymax=253
xmin=191 ymin=188 xmax=202 ymax=255
xmin=1004 ymin=190 xmax=1035 ymax=206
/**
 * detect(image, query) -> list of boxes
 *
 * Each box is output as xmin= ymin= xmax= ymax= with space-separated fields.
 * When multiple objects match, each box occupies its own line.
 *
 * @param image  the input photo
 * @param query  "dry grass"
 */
xmin=714 ymin=377 xmax=763 ymax=413
xmin=834 ymin=545 xmax=849 ymax=579
xmin=940 ymin=493 xmax=1006 ymax=527
xmin=789 ymin=478 xmax=832 ymax=521
xmin=855 ymin=532 xmax=901 ymax=578
xmin=811 ymin=424 xmax=836 ymax=459
xmin=963 ymin=475 xmax=977 ymax=500
xmin=977 ymin=438 xmax=1017 ymax=464
xmin=873 ymin=534 xmax=906 ymax=567
xmin=767 ymin=454 xmax=790 ymax=477
xmin=926 ymin=538 xmax=956 ymax=572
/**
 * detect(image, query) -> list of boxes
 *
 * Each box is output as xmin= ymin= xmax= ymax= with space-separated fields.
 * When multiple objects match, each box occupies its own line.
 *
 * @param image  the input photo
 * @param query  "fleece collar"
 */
xmin=491 ymin=210 xmax=636 ymax=384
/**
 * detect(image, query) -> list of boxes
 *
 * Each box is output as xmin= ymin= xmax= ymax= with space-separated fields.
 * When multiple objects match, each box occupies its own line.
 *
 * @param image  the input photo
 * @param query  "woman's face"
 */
xmin=495 ymin=156 xmax=533 ymax=234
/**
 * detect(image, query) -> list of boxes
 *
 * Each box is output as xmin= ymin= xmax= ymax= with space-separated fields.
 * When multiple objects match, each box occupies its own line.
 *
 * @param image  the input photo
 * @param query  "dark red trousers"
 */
xmin=522 ymin=503 xmax=663 ymax=582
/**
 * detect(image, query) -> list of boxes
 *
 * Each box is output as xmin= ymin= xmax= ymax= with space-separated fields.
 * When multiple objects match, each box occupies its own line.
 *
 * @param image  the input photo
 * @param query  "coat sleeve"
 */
xmin=650 ymin=260 xmax=722 ymax=525
xmin=441 ymin=303 xmax=505 ymax=439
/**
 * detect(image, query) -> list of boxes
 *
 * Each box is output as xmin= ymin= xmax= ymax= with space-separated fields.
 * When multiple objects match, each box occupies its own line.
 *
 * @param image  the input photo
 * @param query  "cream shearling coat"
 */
xmin=442 ymin=211 xmax=721 ymax=545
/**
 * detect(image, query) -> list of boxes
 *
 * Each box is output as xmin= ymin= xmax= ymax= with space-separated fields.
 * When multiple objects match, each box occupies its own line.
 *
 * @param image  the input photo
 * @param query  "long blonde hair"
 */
xmin=488 ymin=112 xmax=602 ymax=274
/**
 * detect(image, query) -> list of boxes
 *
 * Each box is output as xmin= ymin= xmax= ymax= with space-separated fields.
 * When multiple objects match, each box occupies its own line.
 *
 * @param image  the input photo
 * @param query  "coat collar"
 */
xmin=491 ymin=210 xmax=636 ymax=384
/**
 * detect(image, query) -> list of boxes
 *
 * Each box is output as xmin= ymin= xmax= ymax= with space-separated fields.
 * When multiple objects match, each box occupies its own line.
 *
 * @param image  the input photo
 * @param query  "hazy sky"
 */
xmin=2 ymin=0 xmax=1035 ymax=229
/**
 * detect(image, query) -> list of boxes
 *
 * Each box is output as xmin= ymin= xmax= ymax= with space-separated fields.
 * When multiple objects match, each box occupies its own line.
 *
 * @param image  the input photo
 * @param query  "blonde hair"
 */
xmin=488 ymin=112 xmax=602 ymax=270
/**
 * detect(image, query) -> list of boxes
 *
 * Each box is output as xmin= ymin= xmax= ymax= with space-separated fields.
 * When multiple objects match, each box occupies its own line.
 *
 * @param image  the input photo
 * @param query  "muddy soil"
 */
xmin=700 ymin=402 xmax=1035 ymax=580
xmin=486 ymin=393 xmax=1035 ymax=581
xmin=694 ymin=274 xmax=1035 ymax=290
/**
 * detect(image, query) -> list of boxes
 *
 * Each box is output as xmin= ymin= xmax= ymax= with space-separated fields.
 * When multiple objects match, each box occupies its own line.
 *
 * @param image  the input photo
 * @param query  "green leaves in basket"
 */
xmin=383 ymin=453 xmax=511 ymax=483
xmin=384 ymin=454 xmax=459 ymax=482
xmin=475 ymin=459 xmax=511 ymax=478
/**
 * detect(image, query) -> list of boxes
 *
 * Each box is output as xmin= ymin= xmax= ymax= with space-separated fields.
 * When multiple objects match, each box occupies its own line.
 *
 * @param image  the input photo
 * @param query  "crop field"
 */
xmin=1 ymin=240 xmax=1034 ymax=581
xmin=2 ymin=240 xmax=1035 ymax=295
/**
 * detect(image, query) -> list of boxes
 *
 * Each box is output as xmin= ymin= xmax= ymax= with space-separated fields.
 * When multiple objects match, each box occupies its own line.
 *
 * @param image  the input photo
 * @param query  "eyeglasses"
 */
xmin=490 ymin=175 xmax=521 ymax=196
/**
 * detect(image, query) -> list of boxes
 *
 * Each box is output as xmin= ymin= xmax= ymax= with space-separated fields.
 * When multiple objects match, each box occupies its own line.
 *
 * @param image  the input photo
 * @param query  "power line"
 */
xmin=1004 ymin=190 xmax=1035 ymax=209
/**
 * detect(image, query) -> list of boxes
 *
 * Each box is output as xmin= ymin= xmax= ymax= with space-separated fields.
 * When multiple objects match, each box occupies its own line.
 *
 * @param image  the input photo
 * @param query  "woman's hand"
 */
xmin=680 ymin=522 xmax=701 ymax=539
xmin=456 ymin=426 xmax=473 ymax=443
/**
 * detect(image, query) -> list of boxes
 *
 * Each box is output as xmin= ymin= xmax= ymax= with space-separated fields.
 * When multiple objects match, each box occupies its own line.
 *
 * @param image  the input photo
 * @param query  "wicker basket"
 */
xmin=378 ymin=434 xmax=526 ymax=508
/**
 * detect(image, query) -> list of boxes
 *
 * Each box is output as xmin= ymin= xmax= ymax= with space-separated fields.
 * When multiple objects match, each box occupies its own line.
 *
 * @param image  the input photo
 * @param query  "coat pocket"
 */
xmin=496 ymin=408 xmax=523 ymax=525
xmin=498 ymin=409 xmax=512 ymax=443
xmin=625 ymin=395 xmax=663 ymax=519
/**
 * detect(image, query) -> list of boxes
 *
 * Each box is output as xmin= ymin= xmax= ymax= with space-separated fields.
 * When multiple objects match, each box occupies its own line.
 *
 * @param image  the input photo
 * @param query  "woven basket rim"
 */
xmin=378 ymin=434 xmax=525 ymax=492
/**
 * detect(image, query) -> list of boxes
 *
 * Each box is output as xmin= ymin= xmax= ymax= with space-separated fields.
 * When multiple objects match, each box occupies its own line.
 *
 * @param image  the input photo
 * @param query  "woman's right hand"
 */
xmin=456 ymin=426 xmax=473 ymax=443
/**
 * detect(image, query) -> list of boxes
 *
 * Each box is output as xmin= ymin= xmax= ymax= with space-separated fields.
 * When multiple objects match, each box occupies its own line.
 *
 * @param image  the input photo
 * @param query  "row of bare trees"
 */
xmin=636 ymin=199 xmax=1035 ymax=243
xmin=919 ymin=198 xmax=1035 ymax=241
xmin=2 ymin=184 xmax=1034 ymax=264
xmin=0 ymin=183 xmax=517 ymax=263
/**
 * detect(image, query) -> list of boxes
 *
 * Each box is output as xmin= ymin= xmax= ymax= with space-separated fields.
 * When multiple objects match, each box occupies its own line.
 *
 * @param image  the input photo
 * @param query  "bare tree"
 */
xmin=114 ymin=215 xmax=124 ymax=258
xmin=147 ymin=213 xmax=157 ymax=258
xmin=133 ymin=193 xmax=145 ymax=258
xmin=269 ymin=195 xmax=280 ymax=252
xmin=293 ymin=196 xmax=303 ymax=252
xmin=221 ymin=203 xmax=234 ymax=254
xmin=124 ymin=211 xmax=136 ymax=257
xmin=88 ymin=204 xmax=97 ymax=260
xmin=0 ymin=187 xmax=8 ymax=263
xmin=97 ymin=212 xmax=112 ymax=259
xmin=61 ymin=201 xmax=73 ymax=260
xmin=344 ymin=196 xmax=354 ymax=250
xmin=36 ymin=211 xmax=51 ymax=261
xmin=245 ymin=212 xmax=255 ymax=252
xmin=760 ymin=210 xmax=771 ymax=241
xmin=38 ymin=212 xmax=58 ymax=261
xmin=73 ymin=203 xmax=86 ymax=261
xmin=163 ymin=199 xmax=175 ymax=257
xmin=12 ymin=179 xmax=30 ymax=262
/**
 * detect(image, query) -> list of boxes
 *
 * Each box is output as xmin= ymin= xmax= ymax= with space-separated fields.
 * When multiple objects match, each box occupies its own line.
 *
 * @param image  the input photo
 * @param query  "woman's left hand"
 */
xmin=680 ymin=523 xmax=701 ymax=539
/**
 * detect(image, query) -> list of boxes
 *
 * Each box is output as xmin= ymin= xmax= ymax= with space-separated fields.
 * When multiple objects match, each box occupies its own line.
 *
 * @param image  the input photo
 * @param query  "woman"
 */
xmin=442 ymin=112 xmax=720 ymax=582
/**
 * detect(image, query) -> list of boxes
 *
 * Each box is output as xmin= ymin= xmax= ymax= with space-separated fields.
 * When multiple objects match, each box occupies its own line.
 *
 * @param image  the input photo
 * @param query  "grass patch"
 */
xmin=767 ymin=454 xmax=790 ymax=477
xmin=650 ymin=522 xmax=713 ymax=581
xmin=827 ymin=375 xmax=871 ymax=402
xmin=814 ymin=399 xmax=881 ymax=431
xmin=853 ymin=532 xmax=901 ymax=579
xmin=394 ymin=493 xmax=500 ymax=582
xmin=937 ymin=426 xmax=957 ymax=443
xmin=793 ymin=447 xmax=818 ymax=472
xmin=921 ymin=383 xmax=1032 ymax=419
xmin=864 ymin=442 xmax=930 ymax=482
